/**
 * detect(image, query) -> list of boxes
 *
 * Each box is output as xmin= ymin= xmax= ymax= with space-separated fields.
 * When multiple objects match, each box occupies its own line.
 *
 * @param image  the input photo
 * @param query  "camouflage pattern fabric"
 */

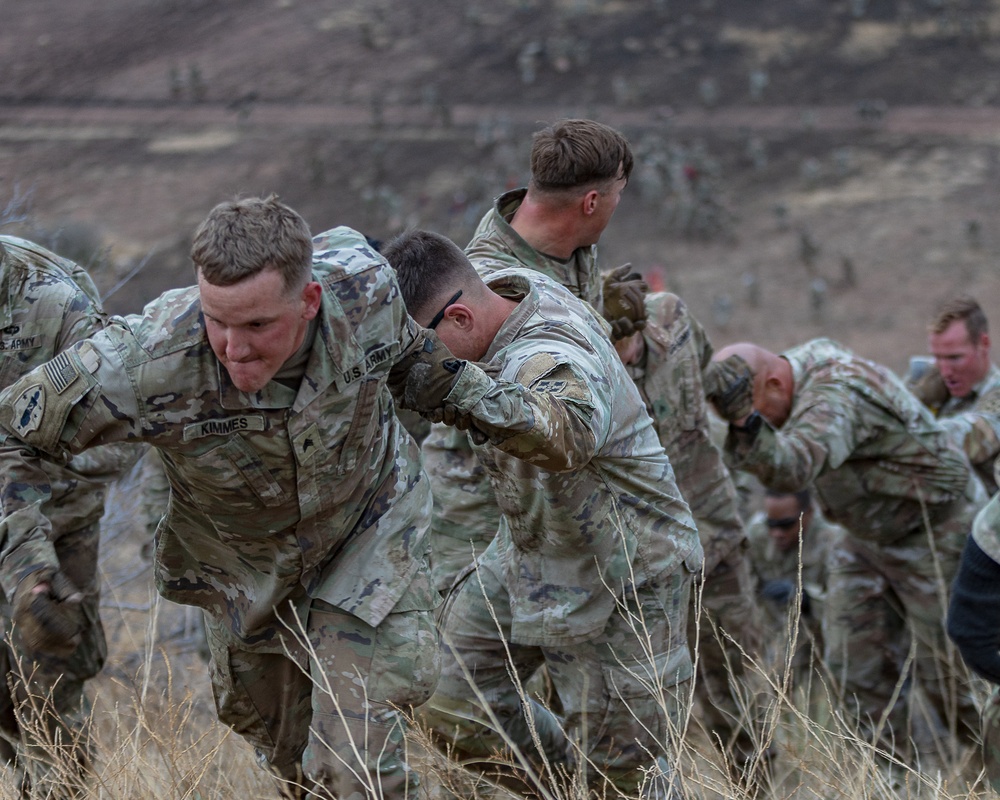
xmin=207 ymin=562 xmax=440 ymax=800
xmin=466 ymin=189 xmax=604 ymax=308
xmin=421 ymin=269 xmax=701 ymax=796
xmin=0 ymin=235 xmax=119 ymax=792
xmin=422 ymin=551 xmax=693 ymax=799
xmin=626 ymin=292 xmax=767 ymax=763
xmin=421 ymin=188 xmax=606 ymax=593
xmin=630 ymin=293 xmax=746 ymax=571
xmin=0 ymin=228 xmax=438 ymax=796
xmin=746 ymin=510 xmax=842 ymax=671
xmin=936 ymin=363 xmax=1000 ymax=494
xmin=725 ymin=338 xmax=986 ymax=750
xmin=973 ymin=479 xmax=1000 ymax=563
xmin=420 ymin=424 xmax=502 ymax=593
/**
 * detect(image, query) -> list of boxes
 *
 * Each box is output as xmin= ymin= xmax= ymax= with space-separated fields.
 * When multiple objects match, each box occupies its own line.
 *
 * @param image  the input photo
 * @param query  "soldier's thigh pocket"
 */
xmin=310 ymin=573 xmax=441 ymax=709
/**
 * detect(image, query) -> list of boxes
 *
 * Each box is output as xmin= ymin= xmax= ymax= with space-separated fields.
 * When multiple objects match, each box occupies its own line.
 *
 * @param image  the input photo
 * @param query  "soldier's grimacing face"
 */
xmin=199 ymin=268 xmax=321 ymax=393
xmin=929 ymin=319 xmax=991 ymax=399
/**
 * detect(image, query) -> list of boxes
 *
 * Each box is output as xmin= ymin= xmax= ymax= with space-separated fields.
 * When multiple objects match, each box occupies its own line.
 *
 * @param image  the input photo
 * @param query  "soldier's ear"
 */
xmin=443 ymin=303 xmax=474 ymax=331
xmin=301 ymin=281 xmax=322 ymax=320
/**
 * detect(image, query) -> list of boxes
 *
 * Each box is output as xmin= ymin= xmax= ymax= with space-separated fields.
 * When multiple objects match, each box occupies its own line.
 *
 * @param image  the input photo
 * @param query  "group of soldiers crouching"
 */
xmin=0 ymin=118 xmax=999 ymax=800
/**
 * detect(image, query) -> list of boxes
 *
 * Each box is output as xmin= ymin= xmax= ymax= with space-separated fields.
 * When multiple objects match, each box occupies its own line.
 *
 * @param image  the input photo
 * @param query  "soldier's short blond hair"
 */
xmin=191 ymin=195 xmax=313 ymax=295
xmin=529 ymin=119 xmax=633 ymax=196
xmin=930 ymin=295 xmax=989 ymax=341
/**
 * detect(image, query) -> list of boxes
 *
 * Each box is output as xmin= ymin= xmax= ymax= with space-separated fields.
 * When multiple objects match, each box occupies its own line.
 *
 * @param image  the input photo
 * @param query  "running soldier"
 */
xmin=708 ymin=338 xmax=986 ymax=762
xmin=0 ymin=198 xmax=439 ymax=799
xmin=384 ymin=230 xmax=702 ymax=799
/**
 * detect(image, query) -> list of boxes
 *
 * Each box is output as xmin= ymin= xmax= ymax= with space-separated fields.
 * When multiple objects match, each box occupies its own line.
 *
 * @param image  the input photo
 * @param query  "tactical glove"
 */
xmin=759 ymin=578 xmax=813 ymax=617
xmin=602 ymin=264 xmax=648 ymax=341
xmin=908 ymin=363 xmax=950 ymax=412
xmin=388 ymin=327 xmax=466 ymax=416
xmin=947 ymin=536 xmax=1000 ymax=685
xmin=12 ymin=568 xmax=85 ymax=659
xmin=760 ymin=578 xmax=795 ymax=607
xmin=704 ymin=354 xmax=755 ymax=422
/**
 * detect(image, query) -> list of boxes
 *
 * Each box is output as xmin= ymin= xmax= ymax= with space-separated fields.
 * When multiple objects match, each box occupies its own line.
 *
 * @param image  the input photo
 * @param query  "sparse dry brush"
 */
xmin=4 ymin=465 xmax=991 ymax=799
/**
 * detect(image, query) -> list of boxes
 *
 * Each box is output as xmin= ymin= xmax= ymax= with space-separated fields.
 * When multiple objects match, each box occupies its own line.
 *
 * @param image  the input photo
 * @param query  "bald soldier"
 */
xmin=705 ymin=338 xmax=986 ymax=762
xmin=384 ymin=230 xmax=702 ymax=799
xmin=0 ymin=197 xmax=439 ymax=799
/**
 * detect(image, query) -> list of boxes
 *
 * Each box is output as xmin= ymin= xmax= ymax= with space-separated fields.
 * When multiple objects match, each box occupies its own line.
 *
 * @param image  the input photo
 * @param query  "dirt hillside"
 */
xmin=2 ymin=0 xmax=999 ymax=372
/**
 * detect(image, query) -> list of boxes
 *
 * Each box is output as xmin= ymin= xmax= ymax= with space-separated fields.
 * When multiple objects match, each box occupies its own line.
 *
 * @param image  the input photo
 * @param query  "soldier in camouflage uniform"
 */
xmin=384 ymin=231 xmax=702 ymax=798
xmin=0 ymin=198 xmax=440 ymax=799
xmin=614 ymin=293 xmax=770 ymax=773
xmin=422 ymin=118 xmax=647 ymax=594
xmin=947 ymin=492 xmax=1000 ymax=790
xmin=746 ymin=489 xmax=840 ymax=677
xmin=708 ymin=338 xmax=986 ymax=760
xmin=0 ymin=235 xmax=138 ymax=797
xmin=909 ymin=295 xmax=1000 ymax=493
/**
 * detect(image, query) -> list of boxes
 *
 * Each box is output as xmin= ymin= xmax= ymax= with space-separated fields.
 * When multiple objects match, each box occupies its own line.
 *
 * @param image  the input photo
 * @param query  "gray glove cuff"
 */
xmin=444 ymin=361 xmax=493 ymax=412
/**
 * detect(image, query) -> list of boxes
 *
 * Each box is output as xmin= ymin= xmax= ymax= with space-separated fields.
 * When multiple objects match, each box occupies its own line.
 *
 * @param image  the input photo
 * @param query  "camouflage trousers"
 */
xmin=823 ymin=523 xmax=979 ymax=757
xmin=689 ymin=546 xmax=770 ymax=764
xmin=204 ymin=571 xmax=441 ymax=800
xmin=429 ymin=526 xmax=493 ymax=597
xmin=419 ymin=555 xmax=694 ymax=799
xmin=0 ymin=522 xmax=106 ymax=799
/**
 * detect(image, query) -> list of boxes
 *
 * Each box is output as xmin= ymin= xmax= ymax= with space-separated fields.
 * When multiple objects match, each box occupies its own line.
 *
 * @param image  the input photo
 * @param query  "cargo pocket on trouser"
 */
xmin=304 ymin=568 xmax=441 ymax=798
xmin=366 ymin=566 xmax=442 ymax=709
xmin=558 ymin=569 xmax=693 ymax=797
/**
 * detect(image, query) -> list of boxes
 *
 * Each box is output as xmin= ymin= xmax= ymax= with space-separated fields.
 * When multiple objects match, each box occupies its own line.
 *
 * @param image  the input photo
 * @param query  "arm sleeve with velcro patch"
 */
xmin=0 ymin=341 xmax=101 ymax=457
xmin=446 ymin=355 xmax=598 ymax=472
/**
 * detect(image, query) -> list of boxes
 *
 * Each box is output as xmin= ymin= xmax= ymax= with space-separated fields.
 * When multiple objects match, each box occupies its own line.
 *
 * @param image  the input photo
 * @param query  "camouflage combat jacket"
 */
xmin=0 ymin=236 xmax=125 ymax=545
xmin=726 ymin=338 xmax=983 ymax=545
xmin=937 ymin=363 xmax=1000 ymax=494
xmin=421 ymin=190 xmax=607 ymax=586
xmin=441 ymin=268 xmax=702 ymax=647
xmin=466 ymin=188 xmax=604 ymax=308
xmin=0 ymin=228 xmax=431 ymax=646
xmin=626 ymin=292 xmax=746 ymax=572
xmin=971 ymin=490 xmax=1000 ymax=562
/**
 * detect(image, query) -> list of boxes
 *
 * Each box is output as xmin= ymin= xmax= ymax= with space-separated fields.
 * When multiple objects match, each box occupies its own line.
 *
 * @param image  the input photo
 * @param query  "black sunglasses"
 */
xmin=766 ymin=516 xmax=800 ymax=530
xmin=428 ymin=290 xmax=463 ymax=330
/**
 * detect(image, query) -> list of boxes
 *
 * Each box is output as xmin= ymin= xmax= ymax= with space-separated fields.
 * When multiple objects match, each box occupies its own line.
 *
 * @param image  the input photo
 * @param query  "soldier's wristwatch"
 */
xmin=730 ymin=410 xmax=762 ymax=437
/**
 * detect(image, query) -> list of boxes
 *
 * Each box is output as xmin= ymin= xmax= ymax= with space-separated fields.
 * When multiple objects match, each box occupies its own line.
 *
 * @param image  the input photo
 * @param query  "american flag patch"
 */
xmin=43 ymin=351 xmax=80 ymax=395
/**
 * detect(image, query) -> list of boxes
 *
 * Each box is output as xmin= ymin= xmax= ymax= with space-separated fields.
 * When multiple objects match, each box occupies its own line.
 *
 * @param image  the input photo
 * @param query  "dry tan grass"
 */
xmin=3 ymin=457 xmax=986 ymax=799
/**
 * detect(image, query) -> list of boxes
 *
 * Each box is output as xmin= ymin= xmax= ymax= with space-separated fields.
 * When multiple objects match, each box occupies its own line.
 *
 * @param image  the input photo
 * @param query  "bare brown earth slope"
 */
xmin=1 ymin=0 xmax=999 ymax=370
